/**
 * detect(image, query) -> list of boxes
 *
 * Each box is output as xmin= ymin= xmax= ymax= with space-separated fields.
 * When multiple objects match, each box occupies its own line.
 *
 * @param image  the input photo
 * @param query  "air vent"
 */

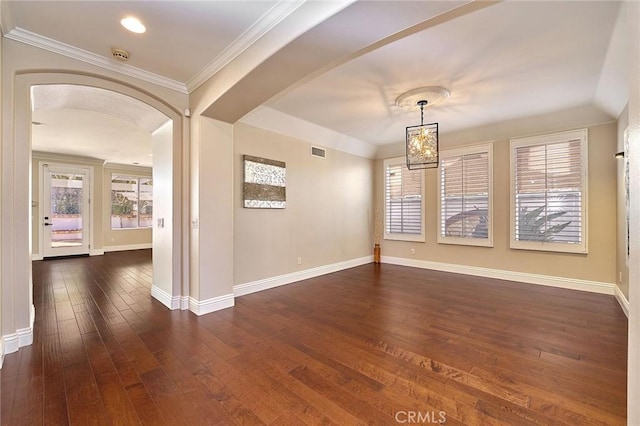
xmin=111 ymin=48 xmax=130 ymax=61
xmin=311 ymin=146 xmax=326 ymax=159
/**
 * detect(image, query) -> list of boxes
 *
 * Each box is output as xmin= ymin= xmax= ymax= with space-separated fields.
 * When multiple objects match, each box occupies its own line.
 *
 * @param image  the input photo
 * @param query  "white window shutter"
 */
xmin=510 ymin=129 xmax=587 ymax=253
xmin=384 ymin=158 xmax=424 ymax=242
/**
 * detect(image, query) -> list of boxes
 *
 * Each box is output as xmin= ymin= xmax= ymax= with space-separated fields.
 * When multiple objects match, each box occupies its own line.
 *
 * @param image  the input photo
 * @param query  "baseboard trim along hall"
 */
xmin=189 ymin=294 xmax=235 ymax=316
xmin=615 ymin=285 xmax=630 ymax=318
xmin=151 ymin=285 xmax=181 ymax=310
xmin=233 ymin=255 xmax=374 ymax=297
xmin=0 ymin=305 xmax=35 ymax=368
xmin=152 ymin=284 xmax=234 ymax=316
xmin=104 ymin=243 xmax=152 ymax=252
xmin=381 ymin=256 xmax=617 ymax=295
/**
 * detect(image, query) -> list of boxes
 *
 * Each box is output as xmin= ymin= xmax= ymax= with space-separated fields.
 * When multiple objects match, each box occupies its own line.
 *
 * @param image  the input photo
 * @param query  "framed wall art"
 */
xmin=243 ymin=155 xmax=286 ymax=209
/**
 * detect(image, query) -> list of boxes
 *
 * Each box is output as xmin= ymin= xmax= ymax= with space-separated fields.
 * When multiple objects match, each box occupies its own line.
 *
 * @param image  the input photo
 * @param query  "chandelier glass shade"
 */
xmin=406 ymin=100 xmax=439 ymax=169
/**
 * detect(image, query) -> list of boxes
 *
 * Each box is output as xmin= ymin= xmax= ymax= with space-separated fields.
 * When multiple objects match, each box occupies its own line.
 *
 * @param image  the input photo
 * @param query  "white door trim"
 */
xmin=39 ymin=162 xmax=94 ymax=257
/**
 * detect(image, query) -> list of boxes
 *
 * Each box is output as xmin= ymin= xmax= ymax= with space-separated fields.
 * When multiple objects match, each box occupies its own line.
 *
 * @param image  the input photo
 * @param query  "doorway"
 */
xmin=41 ymin=163 xmax=91 ymax=258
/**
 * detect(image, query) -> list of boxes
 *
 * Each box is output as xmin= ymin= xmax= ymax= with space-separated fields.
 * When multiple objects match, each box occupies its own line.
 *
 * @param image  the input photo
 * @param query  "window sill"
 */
xmin=384 ymin=233 xmax=425 ymax=243
xmin=510 ymin=240 xmax=587 ymax=254
xmin=438 ymin=237 xmax=493 ymax=247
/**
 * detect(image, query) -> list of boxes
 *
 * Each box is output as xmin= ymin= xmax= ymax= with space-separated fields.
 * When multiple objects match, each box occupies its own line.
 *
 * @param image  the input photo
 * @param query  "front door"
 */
xmin=42 ymin=164 xmax=90 ymax=257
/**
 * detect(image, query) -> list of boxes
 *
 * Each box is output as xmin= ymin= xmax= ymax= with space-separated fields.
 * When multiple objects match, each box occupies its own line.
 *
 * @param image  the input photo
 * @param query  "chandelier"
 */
xmin=406 ymin=100 xmax=438 ymax=169
xmin=396 ymin=86 xmax=449 ymax=170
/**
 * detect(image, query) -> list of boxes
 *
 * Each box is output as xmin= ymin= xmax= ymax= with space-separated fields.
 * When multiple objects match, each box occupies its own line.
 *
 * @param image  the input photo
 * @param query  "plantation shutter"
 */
xmin=440 ymin=149 xmax=490 ymax=241
xmin=513 ymin=138 xmax=583 ymax=245
xmin=385 ymin=162 xmax=422 ymax=235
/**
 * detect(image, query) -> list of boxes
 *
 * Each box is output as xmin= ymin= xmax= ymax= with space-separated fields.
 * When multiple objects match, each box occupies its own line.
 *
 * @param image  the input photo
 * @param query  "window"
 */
xmin=510 ymin=129 xmax=587 ymax=253
xmin=111 ymin=175 xmax=153 ymax=229
xmin=384 ymin=157 xmax=424 ymax=242
xmin=438 ymin=144 xmax=493 ymax=247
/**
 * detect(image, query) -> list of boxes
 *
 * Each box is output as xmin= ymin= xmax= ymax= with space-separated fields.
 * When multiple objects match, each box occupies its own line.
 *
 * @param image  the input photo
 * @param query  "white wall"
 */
xmin=234 ymin=123 xmax=373 ymax=286
xmin=2 ymin=71 xmax=34 ymax=358
xmin=188 ymin=115 xmax=235 ymax=313
xmin=152 ymin=121 xmax=174 ymax=300
xmin=616 ymin=105 xmax=629 ymax=300
xmin=626 ymin=1 xmax=640 ymax=423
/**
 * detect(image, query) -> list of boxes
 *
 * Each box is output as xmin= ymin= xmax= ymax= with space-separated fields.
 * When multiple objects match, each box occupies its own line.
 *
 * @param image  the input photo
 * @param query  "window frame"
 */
xmin=438 ymin=143 xmax=493 ymax=247
xmin=110 ymin=173 xmax=153 ymax=230
xmin=383 ymin=157 xmax=425 ymax=242
xmin=509 ymin=129 xmax=588 ymax=254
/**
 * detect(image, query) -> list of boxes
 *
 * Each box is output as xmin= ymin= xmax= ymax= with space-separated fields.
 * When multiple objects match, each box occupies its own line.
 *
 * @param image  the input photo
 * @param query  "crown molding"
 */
xmin=186 ymin=0 xmax=307 ymax=93
xmin=5 ymin=27 xmax=189 ymax=94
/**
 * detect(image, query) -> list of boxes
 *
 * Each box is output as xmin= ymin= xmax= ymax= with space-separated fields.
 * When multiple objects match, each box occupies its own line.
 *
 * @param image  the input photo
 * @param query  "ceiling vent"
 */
xmin=111 ymin=48 xmax=130 ymax=61
xmin=311 ymin=146 xmax=326 ymax=159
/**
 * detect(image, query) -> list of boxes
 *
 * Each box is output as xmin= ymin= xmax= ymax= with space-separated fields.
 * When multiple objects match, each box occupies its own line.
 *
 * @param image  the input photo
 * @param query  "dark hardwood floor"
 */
xmin=0 ymin=250 xmax=627 ymax=425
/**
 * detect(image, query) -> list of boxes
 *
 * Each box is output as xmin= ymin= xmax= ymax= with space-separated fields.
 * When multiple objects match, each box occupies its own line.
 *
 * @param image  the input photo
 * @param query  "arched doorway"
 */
xmin=2 ymin=72 xmax=188 ymax=355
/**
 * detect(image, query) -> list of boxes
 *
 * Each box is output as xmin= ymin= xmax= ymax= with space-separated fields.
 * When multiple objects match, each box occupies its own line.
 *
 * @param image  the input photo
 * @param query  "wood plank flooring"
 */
xmin=0 ymin=250 xmax=627 ymax=425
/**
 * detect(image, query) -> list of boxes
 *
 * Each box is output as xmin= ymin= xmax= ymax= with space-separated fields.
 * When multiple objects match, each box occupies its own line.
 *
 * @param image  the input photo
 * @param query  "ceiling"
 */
xmin=266 ymin=1 xmax=626 ymax=146
xmin=1 ymin=1 xmax=628 ymax=164
xmin=31 ymin=85 xmax=168 ymax=167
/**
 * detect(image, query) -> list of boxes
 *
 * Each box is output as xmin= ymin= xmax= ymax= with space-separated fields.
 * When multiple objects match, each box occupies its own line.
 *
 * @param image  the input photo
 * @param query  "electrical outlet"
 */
xmin=410 ymin=248 xmax=416 ymax=255
xmin=297 ymin=257 xmax=302 ymax=265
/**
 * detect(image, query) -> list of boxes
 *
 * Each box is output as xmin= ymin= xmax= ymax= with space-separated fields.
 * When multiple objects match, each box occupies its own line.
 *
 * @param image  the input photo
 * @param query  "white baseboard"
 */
xmin=381 ymin=256 xmax=616 ymax=295
xmin=33 ymin=251 xmax=102 ymax=259
xmin=614 ymin=285 xmax=630 ymax=317
xmin=1 ymin=305 xmax=35 ymax=368
xmin=189 ymin=294 xmax=234 ymax=316
xmin=151 ymin=285 xmax=181 ymax=310
xmin=233 ymin=255 xmax=374 ymax=297
xmin=104 ymin=243 xmax=152 ymax=252
xmin=151 ymin=288 xmax=235 ymax=315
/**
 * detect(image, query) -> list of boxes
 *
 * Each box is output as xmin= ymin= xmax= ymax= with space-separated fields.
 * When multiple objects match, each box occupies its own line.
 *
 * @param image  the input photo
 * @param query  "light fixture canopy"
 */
xmin=121 ymin=16 xmax=146 ymax=34
xmin=396 ymin=86 xmax=450 ymax=110
xmin=405 ymin=99 xmax=439 ymax=169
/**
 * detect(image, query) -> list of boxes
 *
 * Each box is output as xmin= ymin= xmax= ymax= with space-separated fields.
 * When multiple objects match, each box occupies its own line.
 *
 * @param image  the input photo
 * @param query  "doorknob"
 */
xmin=44 ymin=222 xmax=53 ymax=226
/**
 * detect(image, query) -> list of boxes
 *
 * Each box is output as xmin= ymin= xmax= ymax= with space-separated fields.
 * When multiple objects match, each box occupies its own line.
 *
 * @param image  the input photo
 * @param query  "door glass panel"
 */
xmin=50 ymin=173 xmax=84 ymax=248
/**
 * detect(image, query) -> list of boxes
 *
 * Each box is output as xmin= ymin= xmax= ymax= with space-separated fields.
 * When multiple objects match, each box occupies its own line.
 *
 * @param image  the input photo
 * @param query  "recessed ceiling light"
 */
xmin=121 ymin=16 xmax=146 ymax=34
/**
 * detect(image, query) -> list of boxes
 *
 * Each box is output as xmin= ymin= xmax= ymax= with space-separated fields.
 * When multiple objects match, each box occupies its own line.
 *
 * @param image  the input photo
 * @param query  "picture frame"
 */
xmin=243 ymin=155 xmax=286 ymax=209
